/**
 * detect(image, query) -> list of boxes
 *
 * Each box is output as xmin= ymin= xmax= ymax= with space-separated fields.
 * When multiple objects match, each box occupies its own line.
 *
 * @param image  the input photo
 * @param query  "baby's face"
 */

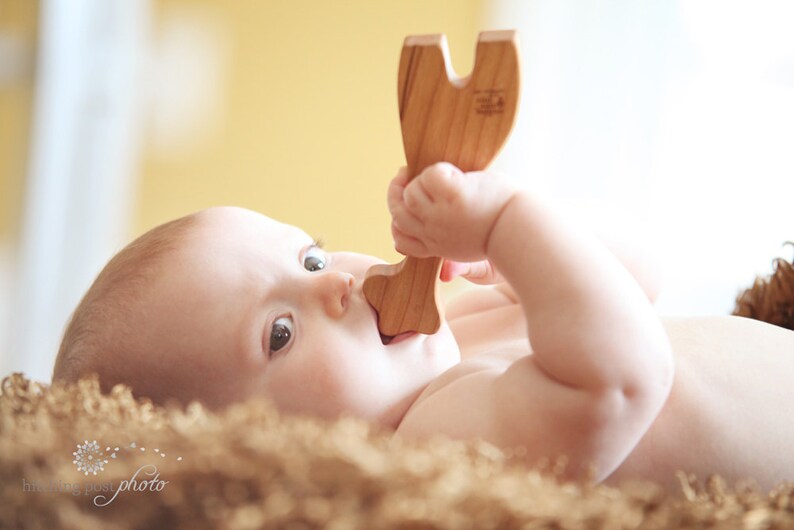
xmin=134 ymin=207 xmax=460 ymax=428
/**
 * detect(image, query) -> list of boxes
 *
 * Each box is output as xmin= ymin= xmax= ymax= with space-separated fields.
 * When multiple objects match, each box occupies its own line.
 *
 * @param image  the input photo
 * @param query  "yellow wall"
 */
xmin=0 ymin=1 xmax=37 ymax=243
xmin=1 ymin=0 xmax=487 ymax=267
xmin=140 ymin=0 xmax=486 ymax=263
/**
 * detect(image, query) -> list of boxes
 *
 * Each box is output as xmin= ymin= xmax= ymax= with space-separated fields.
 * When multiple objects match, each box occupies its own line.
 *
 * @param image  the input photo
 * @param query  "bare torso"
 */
xmin=398 ymin=299 xmax=794 ymax=492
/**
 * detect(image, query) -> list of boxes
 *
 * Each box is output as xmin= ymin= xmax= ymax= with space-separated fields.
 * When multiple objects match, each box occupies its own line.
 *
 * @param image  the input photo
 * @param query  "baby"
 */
xmin=53 ymin=163 xmax=794 ymax=492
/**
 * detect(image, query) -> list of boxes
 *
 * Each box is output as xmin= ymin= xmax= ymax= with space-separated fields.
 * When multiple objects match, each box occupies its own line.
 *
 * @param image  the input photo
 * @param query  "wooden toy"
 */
xmin=364 ymin=31 xmax=520 ymax=338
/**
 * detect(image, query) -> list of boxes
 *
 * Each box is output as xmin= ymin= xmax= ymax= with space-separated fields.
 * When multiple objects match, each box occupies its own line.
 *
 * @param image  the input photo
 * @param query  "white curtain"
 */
xmin=2 ymin=0 xmax=148 ymax=382
xmin=486 ymin=0 xmax=794 ymax=315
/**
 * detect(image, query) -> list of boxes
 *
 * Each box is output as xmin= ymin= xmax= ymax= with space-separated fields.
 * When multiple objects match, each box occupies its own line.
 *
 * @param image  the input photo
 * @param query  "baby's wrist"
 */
xmin=483 ymin=186 xmax=524 ymax=258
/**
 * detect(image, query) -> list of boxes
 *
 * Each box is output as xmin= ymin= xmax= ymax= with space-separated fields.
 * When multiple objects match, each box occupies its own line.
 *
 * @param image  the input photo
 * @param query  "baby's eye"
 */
xmin=303 ymin=245 xmax=326 ymax=272
xmin=269 ymin=316 xmax=293 ymax=354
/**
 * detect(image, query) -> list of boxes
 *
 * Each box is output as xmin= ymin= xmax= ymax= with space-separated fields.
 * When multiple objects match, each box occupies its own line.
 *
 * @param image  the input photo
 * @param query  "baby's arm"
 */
xmin=443 ymin=229 xmax=660 ymax=325
xmin=390 ymin=167 xmax=659 ymax=324
xmin=486 ymin=186 xmax=672 ymax=394
xmin=391 ymin=163 xmax=674 ymax=479
xmin=442 ymin=214 xmax=661 ymax=318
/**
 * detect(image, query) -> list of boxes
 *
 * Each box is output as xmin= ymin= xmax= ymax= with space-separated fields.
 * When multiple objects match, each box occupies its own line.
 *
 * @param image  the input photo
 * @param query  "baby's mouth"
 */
xmin=368 ymin=299 xmax=394 ymax=344
xmin=369 ymin=305 xmax=395 ymax=345
xmin=368 ymin=300 xmax=416 ymax=345
xmin=380 ymin=330 xmax=417 ymax=345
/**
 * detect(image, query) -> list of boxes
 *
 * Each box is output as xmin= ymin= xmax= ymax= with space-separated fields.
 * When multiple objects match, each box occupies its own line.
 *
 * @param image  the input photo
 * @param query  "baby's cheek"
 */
xmin=262 ymin=354 xmax=356 ymax=417
xmin=305 ymin=352 xmax=380 ymax=415
xmin=308 ymin=355 xmax=356 ymax=400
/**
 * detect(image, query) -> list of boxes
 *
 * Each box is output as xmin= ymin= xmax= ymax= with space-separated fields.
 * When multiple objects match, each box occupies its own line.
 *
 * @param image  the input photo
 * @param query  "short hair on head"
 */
xmin=52 ymin=213 xmax=199 ymax=391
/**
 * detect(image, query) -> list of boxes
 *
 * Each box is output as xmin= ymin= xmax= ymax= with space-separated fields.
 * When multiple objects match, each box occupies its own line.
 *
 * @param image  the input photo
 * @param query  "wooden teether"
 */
xmin=364 ymin=31 xmax=520 ymax=337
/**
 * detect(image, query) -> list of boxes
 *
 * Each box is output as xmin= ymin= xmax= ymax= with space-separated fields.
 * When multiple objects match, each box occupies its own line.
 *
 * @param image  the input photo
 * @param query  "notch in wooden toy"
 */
xmin=364 ymin=31 xmax=520 ymax=338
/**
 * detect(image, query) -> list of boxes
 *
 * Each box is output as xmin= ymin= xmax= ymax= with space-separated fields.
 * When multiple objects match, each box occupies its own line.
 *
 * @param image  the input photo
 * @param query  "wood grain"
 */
xmin=364 ymin=31 xmax=520 ymax=337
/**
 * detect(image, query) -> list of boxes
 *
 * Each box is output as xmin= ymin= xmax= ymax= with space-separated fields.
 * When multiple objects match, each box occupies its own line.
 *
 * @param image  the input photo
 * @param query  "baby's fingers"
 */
xmin=440 ymin=259 xmax=503 ymax=285
xmin=391 ymin=203 xmax=426 ymax=240
xmin=403 ymin=178 xmax=434 ymax=215
xmin=440 ymin=260 xmax=468 ymax=282
xmin=391 ymin=221 xmax=431 ymax=258
xmin=394 ymin=165 xmax=411 ymax=185
xmin=387 ymin=167 xmax=410 ymax=215
xmin=419 ymin=162 xmax=465 ymax=202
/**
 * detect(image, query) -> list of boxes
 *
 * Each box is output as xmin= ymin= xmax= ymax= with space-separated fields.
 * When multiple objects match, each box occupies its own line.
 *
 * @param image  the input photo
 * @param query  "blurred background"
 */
xmin=1 ymin=0 xmax=793 ymax=383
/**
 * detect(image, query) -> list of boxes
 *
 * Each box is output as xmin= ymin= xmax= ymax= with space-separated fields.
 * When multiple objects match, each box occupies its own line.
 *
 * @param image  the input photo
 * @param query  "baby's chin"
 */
xmin=436 ymin=322 xmax=463 ymax=361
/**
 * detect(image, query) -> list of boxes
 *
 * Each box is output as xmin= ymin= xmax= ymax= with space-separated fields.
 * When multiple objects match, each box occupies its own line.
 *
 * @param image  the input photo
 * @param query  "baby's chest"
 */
xmin=611 ymin=317 xmax=794 ymax=488
xmin=448 ymin=302 xmax=529 ymax=360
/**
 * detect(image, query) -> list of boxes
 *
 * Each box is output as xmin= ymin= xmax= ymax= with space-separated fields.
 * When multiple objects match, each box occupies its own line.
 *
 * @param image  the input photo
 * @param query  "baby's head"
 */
xmin=53 ymin=207 xmax=460 ymax=428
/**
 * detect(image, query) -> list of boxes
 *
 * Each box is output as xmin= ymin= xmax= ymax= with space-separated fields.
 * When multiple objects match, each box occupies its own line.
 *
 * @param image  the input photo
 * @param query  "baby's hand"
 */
xmin=388 ymin=163 xmax=519 ymax=262
xmin=440 ymin=259 xmax=504 ymax=285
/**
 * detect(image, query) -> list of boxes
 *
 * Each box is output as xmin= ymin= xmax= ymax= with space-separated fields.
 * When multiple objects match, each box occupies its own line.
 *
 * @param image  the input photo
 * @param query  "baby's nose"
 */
xmin=313 ymin=271 xmax=355 ymax=318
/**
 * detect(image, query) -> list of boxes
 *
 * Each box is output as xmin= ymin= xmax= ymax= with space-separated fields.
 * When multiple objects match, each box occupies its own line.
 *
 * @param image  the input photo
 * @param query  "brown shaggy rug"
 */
xmin=1 ymin=253 xmax=793 ymax=530
xmin=733 ymin=247 xmax=794 ymax=331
